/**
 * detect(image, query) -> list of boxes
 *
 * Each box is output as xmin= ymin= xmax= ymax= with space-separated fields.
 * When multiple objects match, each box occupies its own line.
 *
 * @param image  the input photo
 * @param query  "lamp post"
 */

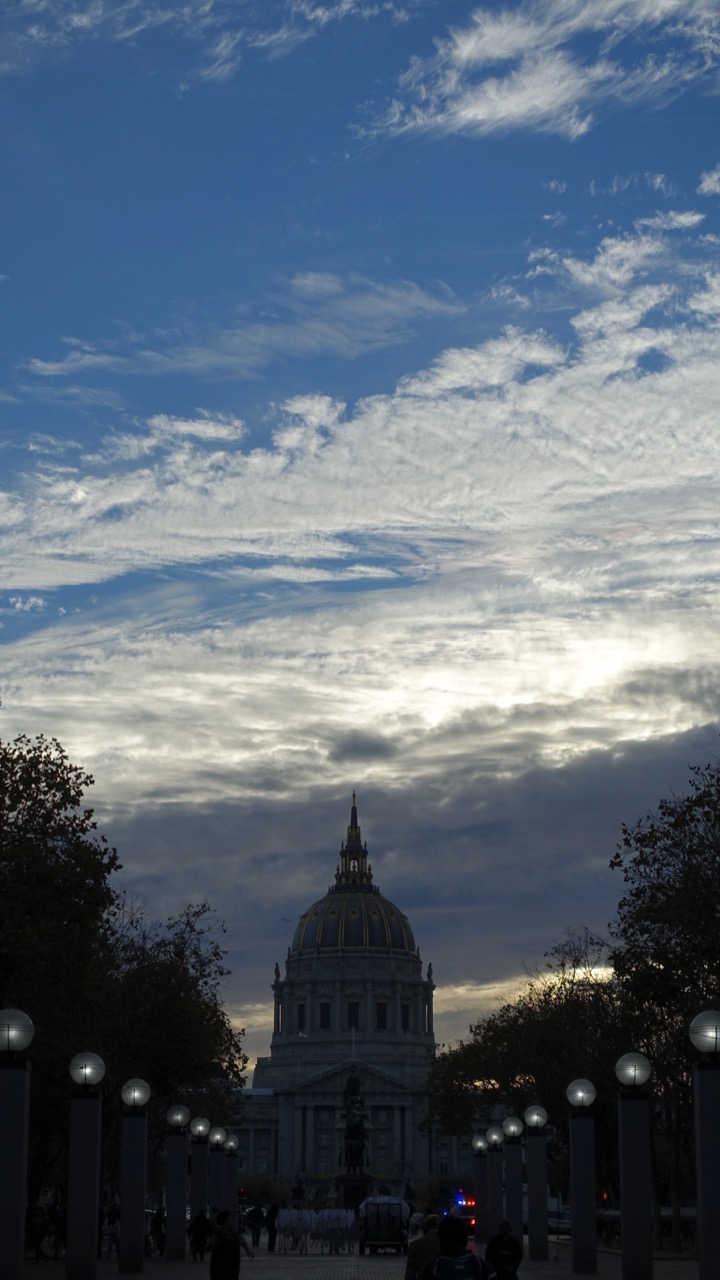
xmin=502 ymin=1115 xmax=524 ymax=1242
xmin=189 ymin=1117 xmax=210 ymax=1220
xmin=165 ymin=1105 xmax=190 ymax=1261
xmin=689 ymin=1010 xmax=720 ymax=1280
xmin=0 ymin=1009 xmax=34 ymax=1280
xmin=524 ymin=1104 xmax=549 ymax=1262
xmin=66 ymin=1052 xmax=106 ymax=1280
xmin=615 ymin=1052 xmax=653 ymax=1280
xmin=472 ymin=1134 xmax=489 ymax=1246
xmin=566 ymin=1078 xmax=597 ymax=1275
xmin=485 ymin=1125 xmax=505 ymax=1234
xmin=119 ymin=1078 xmax=151 ymax=1274
xmin=224 ymin=1135 xmax=240 ymax=1227
xmin=208 ymin=1126 xmax=228 ymax=1213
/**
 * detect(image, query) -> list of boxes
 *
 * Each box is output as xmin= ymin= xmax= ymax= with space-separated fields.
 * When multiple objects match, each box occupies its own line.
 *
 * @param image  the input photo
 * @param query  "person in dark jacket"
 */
xmin=209 ymin=1211 xmax=253 ymax=1280
xmin=187 ymin=1209 xmax=211 ymax=1261
xmin=485 ymin=1219 xmax=523 ymax=1278
xmin=265 ymin=1203 xmax=279 ymax=1253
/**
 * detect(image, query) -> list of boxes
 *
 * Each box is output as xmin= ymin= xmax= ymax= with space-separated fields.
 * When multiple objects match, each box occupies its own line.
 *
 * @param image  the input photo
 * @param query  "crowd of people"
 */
xmin=406 ymin=1214 xmax=523 ymax=1280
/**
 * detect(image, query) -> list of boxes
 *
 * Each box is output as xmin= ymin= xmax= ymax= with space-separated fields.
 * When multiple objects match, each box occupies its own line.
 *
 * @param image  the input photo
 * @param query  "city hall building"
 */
xmin=236 ymin=795 xmax=471 ymax=1198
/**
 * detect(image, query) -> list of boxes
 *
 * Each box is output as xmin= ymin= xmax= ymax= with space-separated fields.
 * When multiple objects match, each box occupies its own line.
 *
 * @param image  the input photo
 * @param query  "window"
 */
xmin=348 ymin=1001 xmax=360 ymax=1029
xmin=297 ymin=1003 xmax=306 ymax=1032
xmin=320 ymin=1001 xmax=331 ymax=1030
xmin=376 ymin=1001 xmax=387 ymax=1031
xmin=401 ymin=1003 xmax=409 ymax=1032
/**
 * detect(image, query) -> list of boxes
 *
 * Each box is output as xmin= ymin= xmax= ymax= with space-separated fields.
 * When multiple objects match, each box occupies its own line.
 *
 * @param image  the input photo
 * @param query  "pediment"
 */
xmin=291 ymin=1059 xmax=414 ymax=1098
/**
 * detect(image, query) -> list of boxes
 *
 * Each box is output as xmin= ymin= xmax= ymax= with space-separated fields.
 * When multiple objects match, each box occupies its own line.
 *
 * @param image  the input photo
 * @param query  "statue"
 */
xmin=274 ymin=961 xmax=281 ymax=982
xmin=343 ymin=1100 xmax=367 ymax=1174
xmin=343 ymin=1064 xmax=362 ymax=1109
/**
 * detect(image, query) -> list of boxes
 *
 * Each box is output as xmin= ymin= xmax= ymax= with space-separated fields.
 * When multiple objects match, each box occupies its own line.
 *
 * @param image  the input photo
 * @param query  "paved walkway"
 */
xmin=26 ymin=1240 xmax=699 ymax=1280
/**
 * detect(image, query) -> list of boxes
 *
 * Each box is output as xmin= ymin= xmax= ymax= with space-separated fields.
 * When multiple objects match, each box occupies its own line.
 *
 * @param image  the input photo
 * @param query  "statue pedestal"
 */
xmin=336 ymin=1171 xmax=374 ymax=1212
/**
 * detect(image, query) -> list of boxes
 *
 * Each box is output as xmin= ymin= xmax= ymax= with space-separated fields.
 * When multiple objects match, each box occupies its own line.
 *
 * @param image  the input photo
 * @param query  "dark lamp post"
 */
xmin=190 ymin=1116 xmax=211 ymax=1219
xmin=566 ymin=1078 xmax=597 ymax=1275
xmin=0 ymin=1008 xmax=33 ymax=1280
xmin=615 ymin=1050 xmax=653 ymax=1280
xmin=67 ymin=1052 xmax=105 ymax=1280
xmin=120 ymin=1078 xmax=151 ymax=1272
xmin=209 ymin=1126 xmax=228 ymax=1210
xmin=690 ymin=1011 xmax=720 ymax=1280
xmin=485 ymin=1126 xmax=504 ymax=1234
xmin=166 ymin=1104 xmax=190 ymax=1260
xmin=472 ymin=1133 xmax=489 ymax=1245
xmin=502 ymin=1116 xmax=524 ymax=1240
xmin=524 ymin=1104 xmax=549 ymax=1261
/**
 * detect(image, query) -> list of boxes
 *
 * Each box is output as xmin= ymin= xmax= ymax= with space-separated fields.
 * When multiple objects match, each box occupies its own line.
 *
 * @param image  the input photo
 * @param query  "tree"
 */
xmin=424 ymin=931 xmax=627 ymax=1200
xmin=0 ymin=728 xmax=247 ymax=1200
xmin=608 ymin=760 xmax=720 ymax=1243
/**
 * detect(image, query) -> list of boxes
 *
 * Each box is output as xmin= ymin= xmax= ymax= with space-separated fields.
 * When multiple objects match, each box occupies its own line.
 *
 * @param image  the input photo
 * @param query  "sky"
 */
xmin=3 ymin=0 xmax=720 ymax=1072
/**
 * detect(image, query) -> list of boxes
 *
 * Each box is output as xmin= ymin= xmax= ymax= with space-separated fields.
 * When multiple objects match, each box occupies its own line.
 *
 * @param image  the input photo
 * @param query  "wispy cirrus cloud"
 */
xmin=24 ymin=272 xmax=463 ymax=383
xmin=370 ymin=0 xmax=720 ymax=142
xmin=0 ymin=0 xmax=421 ymax=79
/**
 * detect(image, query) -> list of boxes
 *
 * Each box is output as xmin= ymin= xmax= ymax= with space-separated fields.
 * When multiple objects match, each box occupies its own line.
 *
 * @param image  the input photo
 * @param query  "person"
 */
xmin=485 ymin=1220 xmax=522 ymax=1278
xmin=418 ymin=1215 xmax=495 ymax=1280
xmin=187 ymin=1209 xmax=211 ymax=1261
xmin=152 ymin=1206 xmax=166 ymax=1256
xmin=405 ymin=1214 xmax=440 ymax=1280
xmin=246 ymin=1204 xmax=264 ymax=1248
xmin=265 ymin=1203 xmax=279 ymax=1253
xmin=209 ymin=1210 xmax=253 ymax=1280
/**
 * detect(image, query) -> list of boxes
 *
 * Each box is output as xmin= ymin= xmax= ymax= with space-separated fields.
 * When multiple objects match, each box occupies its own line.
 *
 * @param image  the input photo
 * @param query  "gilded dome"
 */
xmin=290 ymin=793 xmax=417 ymax=956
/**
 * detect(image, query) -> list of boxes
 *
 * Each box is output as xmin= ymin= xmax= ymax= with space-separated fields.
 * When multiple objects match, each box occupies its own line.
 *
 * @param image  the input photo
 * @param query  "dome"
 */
xmin=290 ymin=791 xmax=417 ymax=956
xmin=291 ymin=889 xmax=415 ymax=954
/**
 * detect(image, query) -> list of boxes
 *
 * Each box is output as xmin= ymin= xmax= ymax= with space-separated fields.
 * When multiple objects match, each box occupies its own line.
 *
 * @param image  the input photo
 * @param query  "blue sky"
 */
xmin=3 ymin=0 xmax=720 ymax=1069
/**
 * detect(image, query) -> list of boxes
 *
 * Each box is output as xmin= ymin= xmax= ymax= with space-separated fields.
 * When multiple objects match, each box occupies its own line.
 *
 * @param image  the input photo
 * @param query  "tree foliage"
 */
xmin=0 ymin=729 xmax=247 ymax=1198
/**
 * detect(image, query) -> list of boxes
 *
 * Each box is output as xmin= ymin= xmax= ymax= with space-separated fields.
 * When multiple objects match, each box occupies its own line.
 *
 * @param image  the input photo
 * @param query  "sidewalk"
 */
xmin=25 ymin=1241 xmax=699 ymax=1280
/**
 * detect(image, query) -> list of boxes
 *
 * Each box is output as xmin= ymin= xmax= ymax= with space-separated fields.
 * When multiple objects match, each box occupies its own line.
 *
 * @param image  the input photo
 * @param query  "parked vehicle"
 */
xmin=357 ymin=1196 xmax=409 ymax=1256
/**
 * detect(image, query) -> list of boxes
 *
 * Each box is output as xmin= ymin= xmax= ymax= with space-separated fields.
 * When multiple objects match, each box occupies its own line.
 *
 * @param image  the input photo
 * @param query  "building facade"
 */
xmin=237 ymin=794 xmax=462 ymax=1199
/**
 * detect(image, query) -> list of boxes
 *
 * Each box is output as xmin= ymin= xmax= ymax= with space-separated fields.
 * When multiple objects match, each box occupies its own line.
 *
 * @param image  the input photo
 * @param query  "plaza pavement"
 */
xmin=27 ymin=1240 xmax=699 ymax=1280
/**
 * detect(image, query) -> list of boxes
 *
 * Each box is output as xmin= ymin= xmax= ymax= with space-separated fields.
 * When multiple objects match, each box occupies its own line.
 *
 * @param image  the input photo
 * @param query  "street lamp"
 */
xmin=208 ymin=1126 xmax=228 ymax=1211
xmin=485 ymin=1126 xmax=505 ymax=1232
xmin=190 ymin=1116 xmax=211 ymax=1221
xmin=524 ymin=1104 xmax=549 ymax=1261
xmin=224 ymin=1134 xmax=240 ymax=1227
xmin=472 ymin=1134 xmax=489 ymax=1245
xmin=615 ymin=1051 xmax=652 ymax=1280
xmin=689 ymin=1010 xmax=720 ymax=1280
xmin=502 ymin=1116 xmax=524 ymax=1241
xmin=165 ymin=1105 xmax=191 ymax=1261
xmin=566 ymin=1078 xmax=597 ymax=1275
xmin=67 ymin=1052 xmax=106 ymax=1280
xmin=119 ymin=1078 xmax=151 ymax=1273
xmin=0 ymin=1009 xmax=34 ymax=1280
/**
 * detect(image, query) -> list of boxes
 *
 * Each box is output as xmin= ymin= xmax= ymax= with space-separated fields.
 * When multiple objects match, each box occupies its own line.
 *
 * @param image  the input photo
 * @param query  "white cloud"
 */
xmin=374 ymin=0 xmax=720 ymax=141
xmin=24 ymin=274 xmax=463 ymax=382
xmin=635 ymin=210 xmax=705 ymax=230
xmin=698 ymin=162 xmax=720 ymax=196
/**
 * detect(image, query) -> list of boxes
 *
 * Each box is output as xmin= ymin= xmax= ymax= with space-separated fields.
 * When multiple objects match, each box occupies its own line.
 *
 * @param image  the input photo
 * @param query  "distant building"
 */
xmin=237 ymin=794 xmax=472 ymax=1199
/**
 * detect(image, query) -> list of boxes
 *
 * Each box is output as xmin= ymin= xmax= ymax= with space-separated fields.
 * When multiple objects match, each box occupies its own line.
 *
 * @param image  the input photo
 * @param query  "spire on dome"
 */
xmin=332 ymin=791 xmax=375 ymax=893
